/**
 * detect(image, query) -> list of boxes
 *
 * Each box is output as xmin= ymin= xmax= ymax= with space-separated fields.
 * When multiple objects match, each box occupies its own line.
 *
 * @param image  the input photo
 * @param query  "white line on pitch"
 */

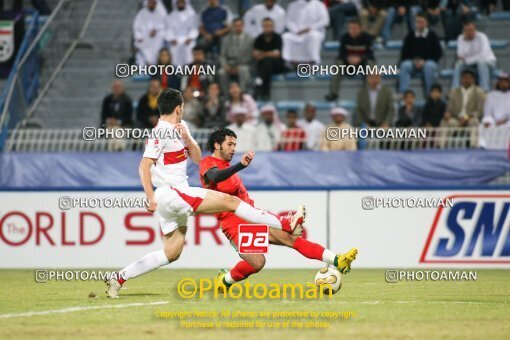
xmin=0 ymin=301 xmax=169 ymax=319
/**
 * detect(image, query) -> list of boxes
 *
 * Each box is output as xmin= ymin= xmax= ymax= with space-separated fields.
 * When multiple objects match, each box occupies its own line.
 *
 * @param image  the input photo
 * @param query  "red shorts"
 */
xmin=219 ymin=214 xmax=249 ymax=251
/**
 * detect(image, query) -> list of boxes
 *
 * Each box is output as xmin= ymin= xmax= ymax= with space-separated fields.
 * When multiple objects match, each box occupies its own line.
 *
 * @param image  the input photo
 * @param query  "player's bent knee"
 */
xmin=224 ymin=195 xmax=241 ymax=211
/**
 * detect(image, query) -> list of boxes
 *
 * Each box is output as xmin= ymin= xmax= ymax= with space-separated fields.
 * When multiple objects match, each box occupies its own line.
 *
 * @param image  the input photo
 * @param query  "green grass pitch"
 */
xmin=0 ymin=269 xmax=509 ymax=339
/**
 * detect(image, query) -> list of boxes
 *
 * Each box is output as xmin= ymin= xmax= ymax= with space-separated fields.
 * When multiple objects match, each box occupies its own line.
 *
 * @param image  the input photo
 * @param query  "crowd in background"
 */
xmin=100 ymin=0 xmax=510 ymax=152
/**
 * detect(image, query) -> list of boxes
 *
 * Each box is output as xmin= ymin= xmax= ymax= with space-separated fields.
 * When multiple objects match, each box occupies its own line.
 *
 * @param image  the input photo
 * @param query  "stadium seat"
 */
xmin=489 ymin=12 xmax=510 ymax=20
xmin=446 ymin=39 xmax=509 ymax=50
xmin=276 ymin=101 xmax=305 ymax=111
xmin=132 ymin=74 xmax=151 ymax=81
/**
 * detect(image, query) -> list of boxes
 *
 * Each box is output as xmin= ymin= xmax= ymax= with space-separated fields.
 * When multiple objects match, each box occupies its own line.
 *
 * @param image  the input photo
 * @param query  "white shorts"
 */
xmin=154 ymin=183 xmax=208 ymax=235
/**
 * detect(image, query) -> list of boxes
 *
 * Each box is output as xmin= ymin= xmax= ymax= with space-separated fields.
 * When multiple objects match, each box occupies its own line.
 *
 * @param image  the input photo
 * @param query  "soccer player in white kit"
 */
xmin=106 ymin=89 xmax=305 ymax=298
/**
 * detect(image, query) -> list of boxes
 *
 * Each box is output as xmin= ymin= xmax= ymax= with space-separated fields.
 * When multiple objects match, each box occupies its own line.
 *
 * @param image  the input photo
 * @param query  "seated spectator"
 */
xmin=356 ymin=74 xmax=395 ymax=127
xmin=200 ymin=82 xmax=228 ymax=129
xmin=136 ymin=79 xmax=161 ymax=129
xmin=326 ymin=18 xmax=375 ymax=101
xmin=396 ymin=90 xmax=422 ymax=127
xmin=133 ymin=0 xmax=166 ymax=65
xmin=255 ymin=104 xmax=286 ymax=151
xmin=226 ymin=82 xmax=259 ymax=124
xmin=243 ymin=0 xmax=286 ymax=38
xmin=282 ymin=0 xmax=329 ymax=65
xmin=444 ymin=69 xmax=486 ymax=127
xmin=422 ymin=83 xmax=446 ymax=127
xmin=152 ymin=48 xmax=180 ymax=90
xmin=278 ymin=109 xmax=306 ymax=151
xmin=165 ymin=0 xmax=198 ymax=67
xmin=101 ymin=80 xmax=133 ymax=128
xmin=328 ymin=0 xmax=362 ymax=40
xmin=198 ymin=0 xmax=233 ymax=56
xmin=226 ymin=107 xmax=257 ymax=152
xmin=360 ymin=1 xmax=388 ymax=40
xmin=414 ymin=0 xmax=443 ymax=30
xmin=181 ymin=46 xmax=214 ymax=98
xmin=182 ymin=86 xmax=202 ymax=129
xmin=320 ymin=107 xmax=357 ymax=151
xmin=218 ymin=18 xmax=253 ymax=95
xmin=297 ymin=102 xmax=325 ymax=150
xmin=452 ymin=21 xmax=496 ymax=92
xmin=382 ymin=1 xmax=421 ymax=41
xmin=399 ymin=12 xmax=442 ymax=96
xmin=253 ymin=18 xmax=284 ymax=101
xmin=482 ymin=73 xmax=510 ymax=127
xmin=441 ymin=0 xmax=477 ymax=41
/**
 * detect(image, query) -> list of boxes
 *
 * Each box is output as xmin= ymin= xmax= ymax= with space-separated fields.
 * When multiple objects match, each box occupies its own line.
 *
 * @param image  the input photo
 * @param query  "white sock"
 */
xmin=120 ymin=250 xmax=169 ymax=280
xmin=224 ymin=272 xmax=235 ymax=285
xmin=234 ymin=201 xmax=283 ymax=229
xmin=322 ymin=249 xmax=337 ymax=266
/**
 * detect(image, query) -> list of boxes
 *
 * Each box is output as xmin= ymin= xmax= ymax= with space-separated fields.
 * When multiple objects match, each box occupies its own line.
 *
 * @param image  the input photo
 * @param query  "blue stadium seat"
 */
xmin=440 ymin=68 xmax=504 ymax=79
xmin=447 ymin=39 xmax=509 ymax=50
xmin=132 ymin=74 xmax=150 ymax=81
xmin=323 ymin=41 xmax=340 ymax=51
xmin=313 ymin=101 xmax=335 ymax=110
xmin=338 ymin=100 xmax=355 ymax=111
xmin=271 ymin=74 xmax=285 ymax=81
xmin=385 ymin=40 xmax=402 ymax=50
xmin=276 ymin=101 xmax=305 ymax=111
xmin=489 ymin=12 xmax=510 ymax=20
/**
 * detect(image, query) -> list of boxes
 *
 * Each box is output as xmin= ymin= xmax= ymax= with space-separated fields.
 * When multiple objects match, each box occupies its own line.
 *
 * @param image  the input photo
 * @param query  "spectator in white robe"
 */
xmin=133 ymin=0 xmax=166 ymax=66
xmin=165 ymin=0 xmax=199 ymax=66
xmin=482 ymin=73 xmax=510 ymax=127
xmin=255 ymin=104 xmax=286 ymax=151
xmin=282 ymin=0 xmax=329 ymax=64
xmin=297 ymin=102 xmax=325 ymax=150
xmin=243 ymin=0 xmax=286 ymax=38
xmin=227 ymin=106 xmax=258 ymax=152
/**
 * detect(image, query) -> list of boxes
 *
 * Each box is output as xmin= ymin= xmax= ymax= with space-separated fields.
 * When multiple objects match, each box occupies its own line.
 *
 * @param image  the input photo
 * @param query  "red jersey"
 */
xmin=199 ymin=156 xmax=254 ymax=220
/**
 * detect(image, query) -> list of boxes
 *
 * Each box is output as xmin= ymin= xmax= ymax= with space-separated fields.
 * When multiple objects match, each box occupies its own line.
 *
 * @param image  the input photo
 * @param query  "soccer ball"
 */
xmin=314 ymin=266 xmax=342 ymax=295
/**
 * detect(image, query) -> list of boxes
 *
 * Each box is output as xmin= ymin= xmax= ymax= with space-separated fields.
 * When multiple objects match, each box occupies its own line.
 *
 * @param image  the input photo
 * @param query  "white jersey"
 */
xmin=143 ymin=119 xmax=197 ymax=188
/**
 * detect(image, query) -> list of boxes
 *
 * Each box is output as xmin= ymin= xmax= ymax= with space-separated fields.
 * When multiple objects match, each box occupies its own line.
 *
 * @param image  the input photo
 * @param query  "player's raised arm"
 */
xmin=176 ymin=122 xmax=201 ymax=164
xmin=139 ymin=157 xmax=157 ymax=212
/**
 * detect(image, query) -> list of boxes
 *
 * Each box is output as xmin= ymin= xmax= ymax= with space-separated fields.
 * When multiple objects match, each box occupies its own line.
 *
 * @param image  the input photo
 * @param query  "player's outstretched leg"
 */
xmin=269 ymin=228 xmax=358 ymax=274
xmin=196 ymin=190 xmax=306 ymax=235
xmin=105 ymin=226 xmax=187 ymax=298
xmin=217 ymin=254 xmax=265 ymax=293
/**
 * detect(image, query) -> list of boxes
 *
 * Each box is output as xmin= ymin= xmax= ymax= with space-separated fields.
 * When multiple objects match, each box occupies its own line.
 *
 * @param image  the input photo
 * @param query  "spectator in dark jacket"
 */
xmin=136 ymin=79 xmax=161 ymax=129
xmin=422 ymin=83 xmax=446 ymax=127
xmin=101 ymin=80 xmax=133 ymax=127
xmin=399 ymin=12 xmax=442 ymax=96
xmin=396 ymin=89 xmax=422 ymax=127
xmin=326 ymin=18 xmax=375 ymax=101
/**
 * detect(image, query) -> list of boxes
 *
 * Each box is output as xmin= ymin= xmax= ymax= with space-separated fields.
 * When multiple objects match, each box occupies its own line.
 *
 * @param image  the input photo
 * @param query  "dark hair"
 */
xmin=404 ymin=89 xmax=415 ymax=97
xmin=461 ymin=68 xmax=476 ymax=77
xmin=415 ymin=12 xmax=428 ymax=20
xmin=463 ymin=19 xmax=476 ymax=27
xmin=286 ymin=109 xmax=298 ymax=117
xmin=206 ymin=128 xmax=238 ymax=153
xmin=232 ymin=17 xmax=243 ymax=24
xmin=192 ymin=46 xmax=204 ymax=53
xmin=157 ymin=88 xmax=183 ymax=115
xmin=430 ymin=83 xmax=442 ymax=93
xmin=262 ymin=17 xmax=273 ymax=23
xmin=348 ymin=18 xmax=361 ymax=26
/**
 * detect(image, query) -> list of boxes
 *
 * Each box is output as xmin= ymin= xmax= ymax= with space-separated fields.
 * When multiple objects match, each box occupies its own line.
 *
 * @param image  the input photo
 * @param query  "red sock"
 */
xmin=117 ymin=272 xmax=126 ymax=285
xmin=293 ymin=237 xmax=325 ymax=261
xmin=230 ymin=260 xmax=259 ymax=282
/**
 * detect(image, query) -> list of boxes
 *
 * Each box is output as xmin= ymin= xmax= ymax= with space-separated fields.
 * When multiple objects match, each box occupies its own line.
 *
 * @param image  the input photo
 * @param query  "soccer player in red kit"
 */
xmin=199 ymin=128 xmax=358 ymax=291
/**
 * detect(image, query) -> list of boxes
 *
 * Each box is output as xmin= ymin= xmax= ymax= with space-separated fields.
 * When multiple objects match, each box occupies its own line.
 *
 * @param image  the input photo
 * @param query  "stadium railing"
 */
xmin=4 ymin=127 xmax=509 ymax=152
xmin=0 ymin=0 xmax=98 ymax=151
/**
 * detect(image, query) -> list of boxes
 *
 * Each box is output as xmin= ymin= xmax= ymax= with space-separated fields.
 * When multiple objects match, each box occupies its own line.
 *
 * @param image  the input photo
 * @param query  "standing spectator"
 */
xmin=218 ymin=18 xmax=253 ymax=95
xmin=225 ymin=82 xmax=259 ymax=124
xmin=253 ymin=18 xmax=284 ymax=101
xmin=182 ymin=86 xmax=202 ymax=129
xmin=136 ymin=79 xmax=161 ymax=129
xmin=243 ymin=0 xmax=286 ymax=38
xmin=399 ymin=12 xmax=442 ymax=96
xmin=444 ymin=69 xmax=486 ymax=127
xmin=227 ymin=107 xmax=257 ymax=152
xmin=325 ymin=18 xmax=375 ymax=101
xmin=198 ymin=0 xmax=233 ymax=56
xmin=255 ymin=104 xmax=286 ymax=151
xmin=181 ymin=46 xmax=214 ymax=98
xmin=441 ymin=0 xmax=477 ymax=41
xmin=282 ymin=0 xmax=329 ymax=65
xmin=320 ymin=107 xmax=357 ymax=151
xmin=152 ymin=48 xmax=180 ymax=90
xmin=360 ymin=0 xmax=388 ymax=40
xmin=482 ymin=73 xmax=510 ymax=127
xmin=101 ymin=80 xmax=133 ymax=128
xmin=328 ymin=0 xmax=362 ymax=40
xmin=165 ymin=0 xmax=198 ymax=67
xmin=297 ymin=102 xmax=325 ymax=150
xmin=452 ymin=21 xmax=496 ymax=92
xmin=381 ymin=1 xmax=421 ymax=41
xmin=200 ymin=82 xmax=228 ymax=129
xmin=422 ymin=83 xmax=446 ymax=127
xmin=133 ymin=0 xmax=166 ymax=66
xmin=356 ymin=73 xmax=395 ymax=127
xmin=278 ymin=110 xmax=307 ymax=151
xmin=396 ymin=90 xmax=422 ymax=127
